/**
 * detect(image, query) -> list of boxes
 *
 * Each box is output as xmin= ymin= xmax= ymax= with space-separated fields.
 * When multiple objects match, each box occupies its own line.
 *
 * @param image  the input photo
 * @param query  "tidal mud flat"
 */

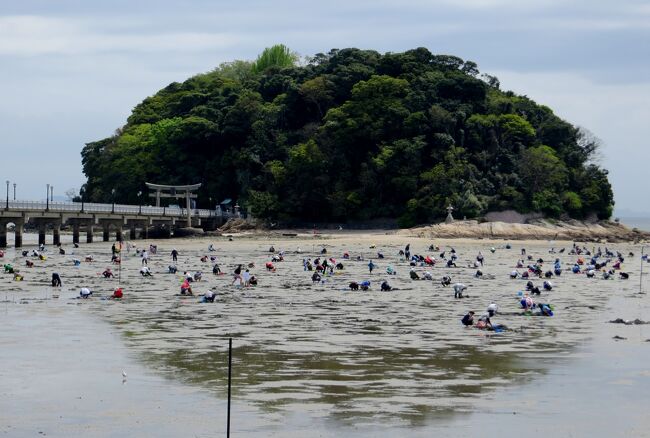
xmin=1 ymin=232 xmax=649 ymax=436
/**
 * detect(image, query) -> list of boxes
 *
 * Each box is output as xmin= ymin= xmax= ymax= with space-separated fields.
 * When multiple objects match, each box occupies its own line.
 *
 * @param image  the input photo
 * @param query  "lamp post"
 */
xmin=5 ymin=180 xmax=8 ymax=209
xmin=209 ymin=197 xmax=212 ymax=217
xmin=111 ymin=188 xmax=116 ymax=213
xmin=50 ymin=185 xmax=54 ymax=202
xmin=46 ymin=184 xmax=50 ymax=210
xmin=79 ymin=187 xmax=85 ymax=213
xmin=137 ymin=191 xmax=142 ymax=214
xmin=13 ymin=183 xmax=16 ymax=201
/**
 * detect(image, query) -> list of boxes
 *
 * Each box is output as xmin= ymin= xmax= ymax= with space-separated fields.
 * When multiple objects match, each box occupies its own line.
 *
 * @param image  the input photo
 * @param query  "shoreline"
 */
xmin=218 ymin=218 xmax=650 ymax=243
xmin=2 ymin=219 xmax=647 ymax=250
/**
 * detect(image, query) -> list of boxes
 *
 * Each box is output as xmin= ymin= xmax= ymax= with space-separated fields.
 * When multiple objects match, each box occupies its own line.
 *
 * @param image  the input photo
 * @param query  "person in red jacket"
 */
xmin=181 ymin=279 xmax=193 ymax=295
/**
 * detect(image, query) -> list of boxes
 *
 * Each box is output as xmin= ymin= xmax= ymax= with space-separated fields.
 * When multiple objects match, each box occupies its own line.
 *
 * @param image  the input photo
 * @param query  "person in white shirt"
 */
xmin=453 ymin=283 xmax=467 ymax=298
xmin=203 ymin=290 xmax=215 ymax=303
xmin=79 ymin=288 xmax=92 ymax=298
xmin=243 ymin=269 xmax=251 ymax=286
xmin=477 ymin=312 xmax=493 ymax=329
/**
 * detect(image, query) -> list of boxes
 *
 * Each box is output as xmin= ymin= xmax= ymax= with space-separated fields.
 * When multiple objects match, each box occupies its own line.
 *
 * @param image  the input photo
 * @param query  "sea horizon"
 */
xmin=619 ymin=217 xmax=650 ymax=232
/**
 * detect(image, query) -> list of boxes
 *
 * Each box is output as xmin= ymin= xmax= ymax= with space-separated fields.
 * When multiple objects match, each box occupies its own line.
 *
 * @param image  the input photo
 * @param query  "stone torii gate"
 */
xmin=146 ymin=182 xmax=201 ymax=227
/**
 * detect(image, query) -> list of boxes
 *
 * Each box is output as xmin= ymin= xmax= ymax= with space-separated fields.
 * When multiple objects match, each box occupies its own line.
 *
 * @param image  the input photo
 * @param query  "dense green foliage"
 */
xmin=81 ymin=46 xmax=614 ymax=225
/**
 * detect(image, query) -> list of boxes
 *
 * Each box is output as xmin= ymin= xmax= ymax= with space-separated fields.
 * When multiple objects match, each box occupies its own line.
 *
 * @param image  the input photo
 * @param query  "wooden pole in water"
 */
xmin=118 ymin=240 xmax=122 ymax=286
xmin=227 ymin=337 xmax=232 ymax=438
xmin=640 ymin=246 xmax=645 ymax=294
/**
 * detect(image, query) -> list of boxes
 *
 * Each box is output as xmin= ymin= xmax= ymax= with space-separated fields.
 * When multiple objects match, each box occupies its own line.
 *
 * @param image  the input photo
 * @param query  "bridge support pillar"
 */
xmin=129 ymin=225 xmax=137 ymax=240
xmin=72 ymin=224 xmax=80 ymax=244
xmin=115 ymin=228 xmax=123 ymax=242
xmin=102 ymin=226 xmax=110 ymax=242
xmin=143 ymin=225 xmax=149 ymax=239
xmin=14 ymin=221 xmax=22 ymax=248
xmin=86 ymin=226 xmax=93 ymax=243
xmin=53 ymin=225 xmax=61 ymax=246
xmin=38 ymin=225 xmax=46 ymax=246
xmin=0 ymin=224 xmax=6 ymax=248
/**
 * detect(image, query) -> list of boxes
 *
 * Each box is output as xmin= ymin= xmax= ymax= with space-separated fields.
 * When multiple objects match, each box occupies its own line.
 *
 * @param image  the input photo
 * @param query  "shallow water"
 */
xmin=3 ymin=233 xmax=646 ymax=434
xmin=619 ymin=217 xmax=650 ymax=232
xmin=451 ymin=290 xmax=650 ymax=438
xmin=1 ymin=304 xmax=239 ymax=438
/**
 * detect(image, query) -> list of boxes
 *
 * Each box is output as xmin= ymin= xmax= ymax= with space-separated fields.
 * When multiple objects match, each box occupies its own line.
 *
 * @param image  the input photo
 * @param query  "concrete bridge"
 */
xmin=0 ymin=200 xmax=230 ymax=248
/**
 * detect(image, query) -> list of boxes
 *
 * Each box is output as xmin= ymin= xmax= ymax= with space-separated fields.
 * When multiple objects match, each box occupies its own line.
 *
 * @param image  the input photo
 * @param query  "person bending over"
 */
xmin=453 ymin=283 xmax=467 ymax=299
xmin=51 ymin=273 xmax=62 ymax=287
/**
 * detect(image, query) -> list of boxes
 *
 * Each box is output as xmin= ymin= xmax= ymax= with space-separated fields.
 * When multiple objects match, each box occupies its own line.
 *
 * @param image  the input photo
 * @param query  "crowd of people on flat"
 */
xmin=2 ymin=237 xmax=644 ymax=332
xmin=296 ymin=241 xmax=637 ymax=332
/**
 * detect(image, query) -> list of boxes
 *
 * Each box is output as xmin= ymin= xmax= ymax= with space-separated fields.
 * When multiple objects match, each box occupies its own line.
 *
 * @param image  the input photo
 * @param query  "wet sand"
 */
xmin=1 ymin=232 xmax=648 ymax=436
xmin=454 ymin=291 xmax=650 ymax=437
xmin=2 ymin=304 xmax=234 ymax=438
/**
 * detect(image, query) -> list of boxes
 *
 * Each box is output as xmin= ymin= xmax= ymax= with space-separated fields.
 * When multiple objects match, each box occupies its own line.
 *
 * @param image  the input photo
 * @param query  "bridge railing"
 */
xmin=4 ymin=200 xmax=216 ymax=218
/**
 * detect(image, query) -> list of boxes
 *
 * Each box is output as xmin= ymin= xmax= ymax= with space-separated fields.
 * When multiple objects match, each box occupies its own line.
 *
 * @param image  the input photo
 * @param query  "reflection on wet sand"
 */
xmin=146 ymin=343 xmax=545 ymax=425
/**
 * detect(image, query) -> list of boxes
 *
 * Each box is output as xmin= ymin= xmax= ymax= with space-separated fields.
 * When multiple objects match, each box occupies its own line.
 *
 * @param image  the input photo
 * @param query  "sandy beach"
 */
xmin=1 ymin=231 xmax=649 ymax=436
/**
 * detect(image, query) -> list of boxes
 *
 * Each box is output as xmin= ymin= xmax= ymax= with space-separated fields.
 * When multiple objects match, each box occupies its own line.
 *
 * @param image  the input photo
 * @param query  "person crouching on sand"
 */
xmin=202 ymin=290 xmax=216 ymax=303
xmin=140 ymin=266 xmax=153 ymax=277
xmin=180 ymin=279 xmax=193 ymax=295
xmin=102 ymin=267 xmax=114 ymax=278
xmin=51 ymin=272 xmax=62 ymax=287
xmin=461 ymin=311 xmax=475 ymax=326
xmin=475 ymin=312 xmax=493 ymax=330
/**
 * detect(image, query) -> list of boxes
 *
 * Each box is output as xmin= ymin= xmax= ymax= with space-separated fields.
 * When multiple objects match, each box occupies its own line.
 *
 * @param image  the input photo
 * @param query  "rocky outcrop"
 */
xmin=403 ymin=219 xmax=650 ymax=242
xmin=218 ymin=218 xmax=258 ymax=233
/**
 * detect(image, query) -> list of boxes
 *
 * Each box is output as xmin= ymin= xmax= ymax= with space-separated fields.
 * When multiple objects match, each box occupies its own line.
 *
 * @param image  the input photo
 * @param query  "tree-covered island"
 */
xmin=81 ymin=45 xmax=614 ymax=226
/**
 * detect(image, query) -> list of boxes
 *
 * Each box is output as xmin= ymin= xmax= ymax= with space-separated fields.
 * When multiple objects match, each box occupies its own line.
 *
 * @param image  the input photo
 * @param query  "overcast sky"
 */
xmin=1 ymin=0 xmax=648 ymax=214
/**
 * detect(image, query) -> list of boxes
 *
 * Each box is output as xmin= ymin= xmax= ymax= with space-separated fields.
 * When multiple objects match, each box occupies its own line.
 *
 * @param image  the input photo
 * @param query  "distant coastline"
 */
xmin=619 ymin=217 xmax=650 ymax=232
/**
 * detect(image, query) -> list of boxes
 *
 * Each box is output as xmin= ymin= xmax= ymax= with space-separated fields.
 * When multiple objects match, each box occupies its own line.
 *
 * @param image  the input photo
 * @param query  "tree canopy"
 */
xmin=80 ymin=46 xmax=614 ymax=225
